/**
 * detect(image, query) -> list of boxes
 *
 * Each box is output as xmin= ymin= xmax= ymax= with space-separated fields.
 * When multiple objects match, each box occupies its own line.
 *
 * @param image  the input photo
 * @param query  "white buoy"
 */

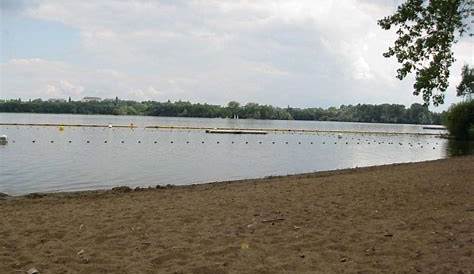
xmin=0 ymin=135 xmax=7 ymax=145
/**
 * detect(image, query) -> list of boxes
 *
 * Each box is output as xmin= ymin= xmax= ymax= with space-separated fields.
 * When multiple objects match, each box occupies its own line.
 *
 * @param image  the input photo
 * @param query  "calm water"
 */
xmin=0 ymin=113 xmax=460 ymax=195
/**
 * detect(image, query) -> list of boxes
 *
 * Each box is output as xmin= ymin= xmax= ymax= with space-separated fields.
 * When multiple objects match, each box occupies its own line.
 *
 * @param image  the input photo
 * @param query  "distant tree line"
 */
xmin=0 ymin=98 xmax=445 ymax=125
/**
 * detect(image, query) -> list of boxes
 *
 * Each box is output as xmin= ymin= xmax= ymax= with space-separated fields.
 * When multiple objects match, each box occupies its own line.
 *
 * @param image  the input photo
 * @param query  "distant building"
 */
xmin=48 ymin=98 xmax=67 ymax=102
xmin=82 ymin=96 xmax=102 ymax=102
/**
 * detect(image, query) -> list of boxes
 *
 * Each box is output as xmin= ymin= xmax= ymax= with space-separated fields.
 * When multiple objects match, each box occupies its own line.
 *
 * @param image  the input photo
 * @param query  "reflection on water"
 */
xmin=0 ymin=113 xmax=470 ymax=195
xmin=446 ymin=139 xmax=474 ymax=156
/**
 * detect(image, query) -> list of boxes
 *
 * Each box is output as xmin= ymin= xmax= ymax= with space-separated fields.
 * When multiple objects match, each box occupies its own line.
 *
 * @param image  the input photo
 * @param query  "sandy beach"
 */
xmin=1 ymin=156 xmax=473 ymax=274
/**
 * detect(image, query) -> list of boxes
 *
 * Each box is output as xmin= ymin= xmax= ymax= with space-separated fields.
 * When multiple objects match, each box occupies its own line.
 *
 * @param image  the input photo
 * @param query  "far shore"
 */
xmin=1 ymin=156 xmax=473 ymax=273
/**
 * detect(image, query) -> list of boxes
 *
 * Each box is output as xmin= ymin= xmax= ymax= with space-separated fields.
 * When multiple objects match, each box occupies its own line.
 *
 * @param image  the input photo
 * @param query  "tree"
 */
xmin=227 ymin=101 xmax=240 ymax=117
xmin=378 ymin=0 xmax=472 ymax=106
xmin=457 ymin=64 xmax=474 ymax=99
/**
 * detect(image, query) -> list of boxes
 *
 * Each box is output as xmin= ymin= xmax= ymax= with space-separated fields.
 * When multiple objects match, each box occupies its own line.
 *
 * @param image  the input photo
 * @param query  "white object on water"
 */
xmin=0 ymin=135 xmax=7 ymax=145
xmin=108 ymin=124 xmax=113 ymax=128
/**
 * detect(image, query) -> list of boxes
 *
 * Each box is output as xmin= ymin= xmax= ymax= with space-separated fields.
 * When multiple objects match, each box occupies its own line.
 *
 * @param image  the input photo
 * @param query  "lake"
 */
xmin=0 ymin=113 xmax=468 ymax=195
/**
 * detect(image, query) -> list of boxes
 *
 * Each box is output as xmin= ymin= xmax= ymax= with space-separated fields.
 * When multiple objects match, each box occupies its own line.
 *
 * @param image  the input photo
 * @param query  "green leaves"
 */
xmin=457 ymin=65 xmax=474 ymax=98
xmin=378 ymin=0 xmax=472 ymax=106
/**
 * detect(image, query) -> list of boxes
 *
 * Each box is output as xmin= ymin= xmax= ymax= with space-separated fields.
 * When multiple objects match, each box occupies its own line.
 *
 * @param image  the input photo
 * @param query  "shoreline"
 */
xmin=1 ymin=156 xmax=473 ymax=273
xmin=0 ymin=157 xmax=460 ymax=198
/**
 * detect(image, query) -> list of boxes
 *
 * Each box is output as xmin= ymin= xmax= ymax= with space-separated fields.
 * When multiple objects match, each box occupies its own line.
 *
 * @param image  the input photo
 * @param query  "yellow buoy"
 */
xmin=59 ymin=125 xmax=65 ymax=131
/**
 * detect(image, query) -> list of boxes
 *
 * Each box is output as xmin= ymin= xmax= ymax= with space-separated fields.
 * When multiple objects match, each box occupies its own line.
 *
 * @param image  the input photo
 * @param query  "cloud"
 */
xmin=0 ymin=0 xmax=39 ymax=14
xmin=45 ymin=80 xmax=84 ymax=98
xmin=1 ymin=0 xmax=471 ymax=110
xmin=130 ymin=86 xmax=162 ymax=101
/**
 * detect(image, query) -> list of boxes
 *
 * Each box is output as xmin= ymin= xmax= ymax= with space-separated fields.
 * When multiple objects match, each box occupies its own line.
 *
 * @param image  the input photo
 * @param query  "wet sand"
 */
xmin=1 ymin=156 xmax=473 ymax=273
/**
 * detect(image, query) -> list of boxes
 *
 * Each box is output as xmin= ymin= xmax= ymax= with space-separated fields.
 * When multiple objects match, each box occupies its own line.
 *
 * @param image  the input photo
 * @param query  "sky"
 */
xmin=0 ymin=0 xmax=472 ymax=111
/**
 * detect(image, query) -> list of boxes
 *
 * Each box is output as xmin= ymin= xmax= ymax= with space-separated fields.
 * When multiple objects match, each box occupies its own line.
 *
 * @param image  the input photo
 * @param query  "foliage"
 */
xmin=0 ymin=99 xmax=445 ymax=125
xmin=456 ymin=64 xmax=474 ymax=99
xmin=378 ymin=0 xmax=472 ymax=106
xmin=445 ymin=100 xmax=474 ymax=140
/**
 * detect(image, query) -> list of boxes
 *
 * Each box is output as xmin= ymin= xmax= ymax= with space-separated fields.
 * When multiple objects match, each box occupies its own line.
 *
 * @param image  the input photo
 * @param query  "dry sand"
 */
xmin=1 ymin=156 xmax=473 ymax=274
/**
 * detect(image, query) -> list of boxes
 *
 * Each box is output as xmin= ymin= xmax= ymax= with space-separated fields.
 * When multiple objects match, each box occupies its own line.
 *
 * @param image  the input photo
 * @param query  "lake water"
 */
xmin=0 ymin=113 xmax=465 ymax=195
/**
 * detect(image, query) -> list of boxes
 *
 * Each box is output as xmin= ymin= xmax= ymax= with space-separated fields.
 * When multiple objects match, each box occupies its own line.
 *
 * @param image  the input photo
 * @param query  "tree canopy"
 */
xmin=378 ymin=0 xmax=472 ymax=106
xmin=457 ymin=64 xmax=474 ymax=99
xmin=0 ymin=99 xmax=445 ymax=125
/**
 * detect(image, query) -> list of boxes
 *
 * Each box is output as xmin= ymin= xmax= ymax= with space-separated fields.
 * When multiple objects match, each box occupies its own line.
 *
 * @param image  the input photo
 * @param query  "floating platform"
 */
xmin=205 ymin=129 xmax=268 ymax=135
xmin=423 ymin=126 xmax=447 ymax=130
xmin=0 ymin=123 xmax=445 ymax=136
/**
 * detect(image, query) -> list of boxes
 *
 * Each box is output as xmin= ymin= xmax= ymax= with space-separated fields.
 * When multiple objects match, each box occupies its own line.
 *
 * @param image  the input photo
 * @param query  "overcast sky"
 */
xmin=1 ymin=0 xmax=472 ymax=110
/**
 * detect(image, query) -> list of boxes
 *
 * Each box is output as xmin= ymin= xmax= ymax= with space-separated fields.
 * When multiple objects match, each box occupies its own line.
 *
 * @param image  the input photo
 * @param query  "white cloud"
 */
xmin=45 ymin=80 xmax=84 ymax=98
xmin=1 ymin=0 xmax=471 ymax=110
xmin=130 ymin=86 xmax=162 ymax=101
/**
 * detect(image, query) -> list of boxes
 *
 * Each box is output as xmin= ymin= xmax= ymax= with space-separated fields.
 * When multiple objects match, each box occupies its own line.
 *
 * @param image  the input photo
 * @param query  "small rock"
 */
xmin=26 ymin=268 xmax=39 ymax=274
xmin=25 ymin=193 xmax=45 ymax=199
xmin=111 ymin=186 xmax=132 ymax=193
xmin=340 ymin=257 xmax=348 ymax=262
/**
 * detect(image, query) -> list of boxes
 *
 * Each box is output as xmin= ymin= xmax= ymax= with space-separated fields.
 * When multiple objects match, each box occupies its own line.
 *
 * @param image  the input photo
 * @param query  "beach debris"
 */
xmin=383 ymin=232 xmax=394 ymax=237
xmin=240 ymin=243 xmax=250 ymax=250
xmin=26 ymin=268 xmax=40 ymax=274
xmin=79 ymin=224 xmax=84 ymax=230
xmin=247 ymin=222 xmax=256 ymax=229
xmin=293 ymin=225 xmax=301 ymax=230
xmin=365 ymin=247 xmax=376 ymax=256
xmin=0 ymin=135 xmax=7 ymax=145
xmin=340 ymin=257 xmax=348 ymax=263
xmin=77 ymin=249 xmax=90 ymax=263
xmin=111 ymin=186 xmax=132 ymax=193
xmin=261 ymin=217 xmax=285 ymax=223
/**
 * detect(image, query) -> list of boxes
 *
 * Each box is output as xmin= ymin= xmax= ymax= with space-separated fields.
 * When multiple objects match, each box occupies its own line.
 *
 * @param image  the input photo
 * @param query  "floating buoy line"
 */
xmin=7 ymin=139 xmax=439 ymax=150
xmin=0 ymin=122 xmax=446 ymax=137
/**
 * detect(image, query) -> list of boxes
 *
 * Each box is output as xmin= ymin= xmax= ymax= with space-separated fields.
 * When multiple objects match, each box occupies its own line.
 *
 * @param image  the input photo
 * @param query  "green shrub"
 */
xmin=445 ymin=100 xmax=474 ymax=140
